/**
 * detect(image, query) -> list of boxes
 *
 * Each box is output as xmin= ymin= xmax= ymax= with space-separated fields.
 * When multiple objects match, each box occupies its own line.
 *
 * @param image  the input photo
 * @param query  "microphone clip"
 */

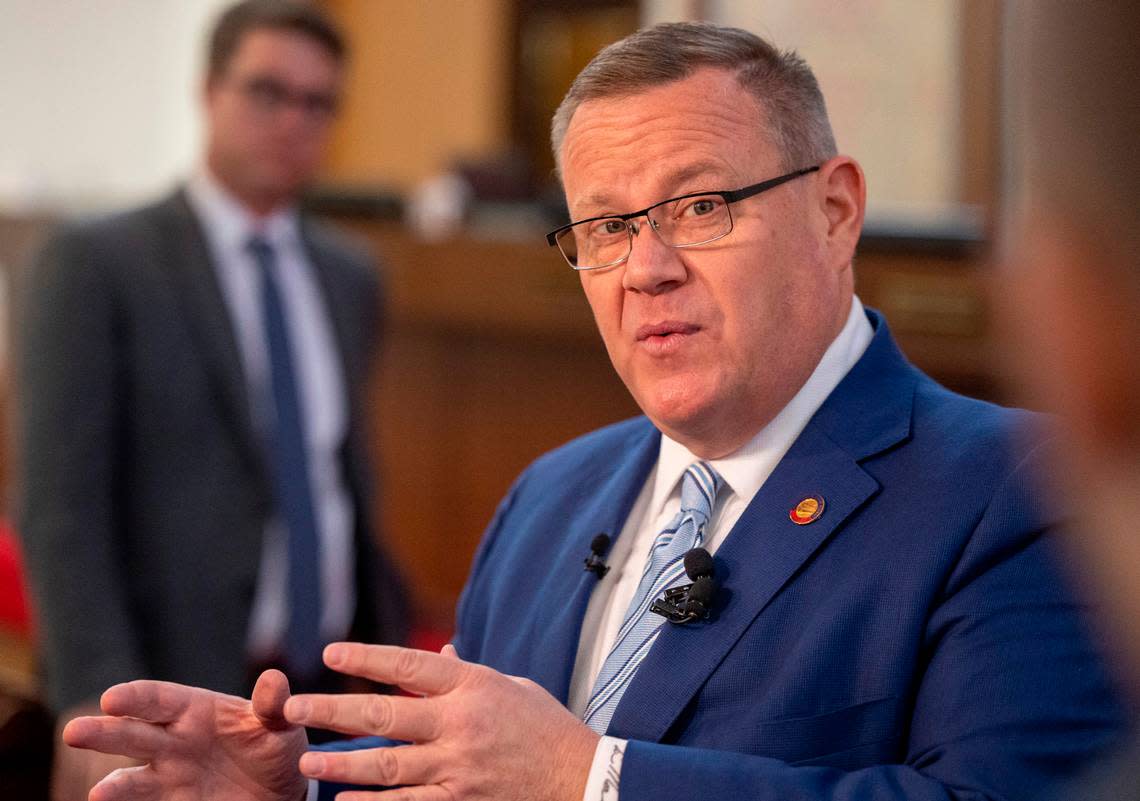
xmin=584 ymin=533 xmax=611 ymax=579
xmin=650 ymin=547 xmax=718 ymax=624
xmin=650 ymin=583 xmax=711 ymax=624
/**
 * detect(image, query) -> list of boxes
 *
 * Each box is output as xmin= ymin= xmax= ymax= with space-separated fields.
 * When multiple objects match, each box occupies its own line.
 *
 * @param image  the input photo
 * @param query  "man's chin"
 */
xmin=242 ymin=174 xmax=309 ymax=211
xmin=641 ymin=390 xmax=719 ymax=446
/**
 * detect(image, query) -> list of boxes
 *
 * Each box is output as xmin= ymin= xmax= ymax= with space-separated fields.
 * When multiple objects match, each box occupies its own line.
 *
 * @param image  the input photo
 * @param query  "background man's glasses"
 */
xmin=229 ymin=75 xmax=339 ymax=122
xmin=546 ymin=165 xmax=820 ymax=270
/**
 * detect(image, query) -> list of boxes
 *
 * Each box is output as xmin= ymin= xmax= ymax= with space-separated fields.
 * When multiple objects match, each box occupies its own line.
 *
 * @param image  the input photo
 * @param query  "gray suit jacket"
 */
xmin=14 ymin=189 xmax=406 ymax=712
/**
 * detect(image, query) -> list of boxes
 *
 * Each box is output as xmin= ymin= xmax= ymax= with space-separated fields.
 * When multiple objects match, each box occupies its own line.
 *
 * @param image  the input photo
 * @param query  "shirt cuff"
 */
xmin=582 ymin=736 xmax=627 ymax=801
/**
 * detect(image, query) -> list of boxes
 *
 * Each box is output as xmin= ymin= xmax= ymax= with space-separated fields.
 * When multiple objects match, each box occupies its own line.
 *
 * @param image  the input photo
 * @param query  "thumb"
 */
xmin=251 ymin=669 xmax=295 ymax=732
xmin=440 ymin=643 xmax=460 ymax=660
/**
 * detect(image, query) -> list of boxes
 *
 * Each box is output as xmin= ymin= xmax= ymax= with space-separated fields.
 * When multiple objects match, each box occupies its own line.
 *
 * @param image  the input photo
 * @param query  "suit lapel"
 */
xmin=528 ymin=423 xmax=661 ymax=703
xmin=605 ymin=313 xmax=918 ymax=740
xmin=160 ymin=190 xmax=265 ymax=479
xmin=606 ymin=424 xmax=881 ymax=740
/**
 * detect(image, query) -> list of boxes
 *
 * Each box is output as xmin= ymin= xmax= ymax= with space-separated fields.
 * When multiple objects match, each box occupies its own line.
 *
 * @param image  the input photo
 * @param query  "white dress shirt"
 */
xmin=576 ymin=297 xmax=874 ymax=801
xmin=185 ymin=169 xmax=356 ymax=661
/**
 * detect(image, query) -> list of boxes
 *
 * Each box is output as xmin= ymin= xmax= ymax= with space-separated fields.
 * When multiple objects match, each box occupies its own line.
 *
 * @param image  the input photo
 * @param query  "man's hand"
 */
xmin=62 ymin=669 xmax=309 ymax=801
xmin=285 ymin=643 xmax=600 ymax=801
xmin=52 ymin=702 xmax=141 ymax=801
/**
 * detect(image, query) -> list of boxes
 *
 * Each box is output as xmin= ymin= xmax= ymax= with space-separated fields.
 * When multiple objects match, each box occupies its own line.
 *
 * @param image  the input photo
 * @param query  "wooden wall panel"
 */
xmin=319 ymin=0 xmax=513 ymax=191
xmin=371 ymin=331 xmax=643 ymax=629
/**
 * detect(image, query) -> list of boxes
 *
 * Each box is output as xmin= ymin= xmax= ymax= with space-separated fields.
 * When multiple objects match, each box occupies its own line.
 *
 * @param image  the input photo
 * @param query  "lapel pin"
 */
xmin=789 ymin=495 xmax=825 ymax=525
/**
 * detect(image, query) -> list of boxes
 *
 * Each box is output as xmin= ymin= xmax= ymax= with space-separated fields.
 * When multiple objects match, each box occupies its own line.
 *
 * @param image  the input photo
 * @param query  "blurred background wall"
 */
xmin=0 ymin=4 xmax=1005 ymax=790
xmin=0 ymin=0 xmax=233 ymax=212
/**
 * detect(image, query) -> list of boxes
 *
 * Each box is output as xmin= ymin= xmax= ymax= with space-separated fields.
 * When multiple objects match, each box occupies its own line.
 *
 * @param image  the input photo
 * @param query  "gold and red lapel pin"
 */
xmin=789 ymin=495 xmax=825 ymax=525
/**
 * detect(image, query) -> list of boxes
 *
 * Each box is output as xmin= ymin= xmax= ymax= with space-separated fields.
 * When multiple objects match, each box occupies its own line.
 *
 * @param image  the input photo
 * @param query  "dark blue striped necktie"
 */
xmin=247 ymin=235 xmax=323 ymax=680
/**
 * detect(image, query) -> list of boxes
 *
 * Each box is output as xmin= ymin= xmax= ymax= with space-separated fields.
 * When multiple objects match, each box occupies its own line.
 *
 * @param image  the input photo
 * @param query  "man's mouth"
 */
xmin=635 ymin=322 xmax=701 ymax=353
xmin=636 ymin=322 xmax=701 ymax=341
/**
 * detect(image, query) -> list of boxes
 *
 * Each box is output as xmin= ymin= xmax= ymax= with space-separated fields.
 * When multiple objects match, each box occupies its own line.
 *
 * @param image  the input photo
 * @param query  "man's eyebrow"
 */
xmin=659 ymin=161 xmax=731 ymax=191
xmin=576 ymin=191 xmax=614 ymax=211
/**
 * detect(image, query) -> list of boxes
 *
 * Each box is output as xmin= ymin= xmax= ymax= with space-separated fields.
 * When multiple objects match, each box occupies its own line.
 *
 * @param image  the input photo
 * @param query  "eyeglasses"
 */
xmin=229 ymin=75 xmax=340 ymax=122
xmin=546 ymin=166 xmax=820 ymax=270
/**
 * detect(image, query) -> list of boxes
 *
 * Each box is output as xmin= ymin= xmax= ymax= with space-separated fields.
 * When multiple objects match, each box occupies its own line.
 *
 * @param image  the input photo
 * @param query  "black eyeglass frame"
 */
xmin=545 ymin=165 xmax=821 ymax=270
xmin=228 ymin=74 xmax=341 ymax=121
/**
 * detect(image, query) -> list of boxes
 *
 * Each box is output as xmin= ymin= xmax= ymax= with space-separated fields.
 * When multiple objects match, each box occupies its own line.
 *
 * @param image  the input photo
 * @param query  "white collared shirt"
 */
xmin=184 ymin=169 xmax=356 ymax=660
xmin=575 ymin=297 xmax=874 ymax=800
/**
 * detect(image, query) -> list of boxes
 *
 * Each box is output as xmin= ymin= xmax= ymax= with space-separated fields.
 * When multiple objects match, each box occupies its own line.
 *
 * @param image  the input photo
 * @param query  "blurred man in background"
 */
xmin=14 ymin=1 xmax=405 ymax=797
xmin=1002 ymin=2 xmax=1140 ymax=797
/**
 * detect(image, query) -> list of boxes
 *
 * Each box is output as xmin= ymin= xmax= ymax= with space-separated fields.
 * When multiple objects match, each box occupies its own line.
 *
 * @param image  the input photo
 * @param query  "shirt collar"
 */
xmin=185 ymin=167 xmax=301 ymax=256
xmin=649 ymin=296 xmax=874 ymax=515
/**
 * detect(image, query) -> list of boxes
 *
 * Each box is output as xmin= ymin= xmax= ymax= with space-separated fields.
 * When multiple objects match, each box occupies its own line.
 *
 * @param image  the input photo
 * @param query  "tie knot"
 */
xmin=680 ymin=461 xmax=722 ymax=523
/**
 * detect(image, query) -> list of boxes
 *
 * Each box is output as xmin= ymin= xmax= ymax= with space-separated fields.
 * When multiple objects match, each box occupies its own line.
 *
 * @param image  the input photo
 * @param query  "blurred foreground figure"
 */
xmin=63 ymin=20 xmax=1125 ymax=801
xmin=14 ymin=2 xmax=405 ymax=797
xmin=1002 ymin=2 xmax=1140 ymax=798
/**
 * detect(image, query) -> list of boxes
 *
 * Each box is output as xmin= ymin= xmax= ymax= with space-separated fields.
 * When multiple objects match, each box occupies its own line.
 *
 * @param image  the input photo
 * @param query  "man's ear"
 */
xmin=816 ymin=156 xmax=866 ymax=269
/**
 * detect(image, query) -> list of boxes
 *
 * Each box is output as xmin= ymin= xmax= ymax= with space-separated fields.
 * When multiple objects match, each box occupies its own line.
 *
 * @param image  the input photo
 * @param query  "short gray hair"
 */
xmin=551 ymin=21 xmax=836 ymax=177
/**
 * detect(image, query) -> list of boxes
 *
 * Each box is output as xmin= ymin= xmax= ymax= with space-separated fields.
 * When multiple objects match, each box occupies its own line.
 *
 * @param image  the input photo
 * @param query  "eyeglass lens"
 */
xmin=239 ymin=76 xmax=338 ymax=120
xmin=558 ymin=194 xmax=730 ymax=268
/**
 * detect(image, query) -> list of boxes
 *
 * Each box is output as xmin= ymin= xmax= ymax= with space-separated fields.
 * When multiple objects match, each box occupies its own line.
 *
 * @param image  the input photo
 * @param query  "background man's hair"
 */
xmin=1008 ymin=1 xmax=1139 ymax=274
xmin=551 ymin=21 xmax=836 ymax=177
xmin=206 ymin=0 xmax=346 ymax=80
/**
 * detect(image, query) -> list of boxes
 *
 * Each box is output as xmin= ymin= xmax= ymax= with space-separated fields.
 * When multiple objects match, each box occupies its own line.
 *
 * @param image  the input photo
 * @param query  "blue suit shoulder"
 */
xmin=912 ymin=372 xmax=1047 ymax=463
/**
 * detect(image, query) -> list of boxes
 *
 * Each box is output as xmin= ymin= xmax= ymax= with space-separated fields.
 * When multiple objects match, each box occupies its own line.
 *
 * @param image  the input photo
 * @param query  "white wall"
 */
xmin=0 ymin=0 xmax=232 ymax=214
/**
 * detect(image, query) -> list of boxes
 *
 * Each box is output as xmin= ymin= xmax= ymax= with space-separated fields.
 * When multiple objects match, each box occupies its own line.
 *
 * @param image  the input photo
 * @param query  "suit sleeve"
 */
xmin=14 ymin=225 xmax=145 ymax=712
xmin=616 ymin=446 xmax=1126 ymax=801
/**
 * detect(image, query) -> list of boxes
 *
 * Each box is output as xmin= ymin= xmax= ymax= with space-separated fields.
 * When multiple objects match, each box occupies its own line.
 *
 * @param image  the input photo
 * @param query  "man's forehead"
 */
xmin=227 ymin=28 xmax=341 ymax=78
xmin=560 ymin=72 xmax=775 ymax=207
xmin=568 ymin=159 xmax=738 ymax=211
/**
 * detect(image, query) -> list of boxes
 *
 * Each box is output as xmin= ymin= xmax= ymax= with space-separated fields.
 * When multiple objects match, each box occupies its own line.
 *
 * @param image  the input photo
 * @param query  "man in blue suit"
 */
xmin=64 ymin=21 xmax=1125 ymax=801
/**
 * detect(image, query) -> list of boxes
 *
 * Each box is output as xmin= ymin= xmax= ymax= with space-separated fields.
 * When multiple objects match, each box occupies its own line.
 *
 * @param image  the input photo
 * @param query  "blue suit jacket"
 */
xmin=322 ymin=312 xmax=1125 ymax=800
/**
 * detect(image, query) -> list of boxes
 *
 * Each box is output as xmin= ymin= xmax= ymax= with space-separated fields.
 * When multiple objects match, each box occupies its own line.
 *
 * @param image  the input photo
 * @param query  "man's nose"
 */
xmin=276 ymin=101 xmax=312 ymax=131
xmin=622 ymin=217 xmax=687 ymax=295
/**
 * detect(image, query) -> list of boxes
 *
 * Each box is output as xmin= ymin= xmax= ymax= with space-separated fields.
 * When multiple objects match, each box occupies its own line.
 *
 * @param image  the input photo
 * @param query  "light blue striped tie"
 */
xmin=583 ymin=461 xmax=723 ymax=734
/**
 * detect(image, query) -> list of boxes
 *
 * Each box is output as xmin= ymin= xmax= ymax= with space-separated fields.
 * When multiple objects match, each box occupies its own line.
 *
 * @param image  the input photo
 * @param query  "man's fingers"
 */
xmin=61 ymin=716 xmax=166 ymax=761
xmin=88 ymin=765 xmax=161 ymax=801
xmin=324 ymin=644 xmax=465 ymax=696
xmin=251 ymin=668 xmax=294 ymax=731
xmin=297 ymin=743 xmax=439 ymax=788
xmin=99 ymin=681 xmax=192 ymax=723
xmin=440 ymin=643 xmax=459 ymax=660
xmin=51 ymin=740 xmax=140 ymax=801
xmin=285 ymin=693 xmax=441 ymax=741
